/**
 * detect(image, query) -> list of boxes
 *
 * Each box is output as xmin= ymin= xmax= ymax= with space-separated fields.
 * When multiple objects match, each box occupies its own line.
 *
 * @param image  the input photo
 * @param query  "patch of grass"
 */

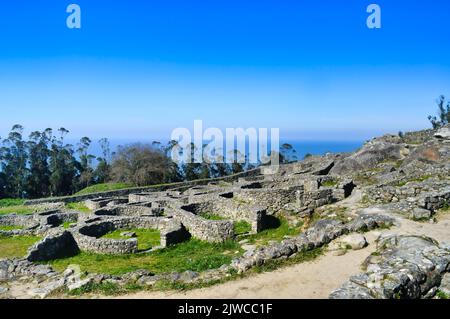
xmin=0 ymin=199 xmax=25 ymax=207
xmin=198 ymin=212 xmax=226 ymax=221
xmin=69 ymin=281 xmax=122 ymax=296
xmin=47 ymin=239 xmax=242 ymax=276
xmin=253 ymin=247 xmax=324 ymax=273
xmin=153 ymin=247 xmax=324 ymax=292
xmin=396 ymin=175 xmax=433 ymax=187
xmin=436 ymin=290 xmax=449 ymax=299
xmin=65 ymin=202 xmax=91 ymax=213
xmin=233 ymin=220 xmax=252 ymax=235
xmin=68 ymin=281 xmax=146 ymax=296
xmin=243 ymin=217 xmax=302 ymax=246
xmin=0 ymin=234 xmax=42 ymax=258
xmin=62 ymin=222 xmax=73 ymax=229
xmin=321 ymin=180 xmax=337 ymax=187
xmin=0 ymin=205 xmax=34 ymax=216
xmin=102 ymin=228 xmax=161 ymax=251
xmin=0 ymin=225 xmax=24 ymax=231
xmin=75 ymin=183 xmax=134 ymax=195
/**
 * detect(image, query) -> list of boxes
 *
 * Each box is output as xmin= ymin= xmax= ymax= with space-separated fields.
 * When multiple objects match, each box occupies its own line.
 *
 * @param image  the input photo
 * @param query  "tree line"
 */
xmin=0 ymin=125 xmax=297 ymax=199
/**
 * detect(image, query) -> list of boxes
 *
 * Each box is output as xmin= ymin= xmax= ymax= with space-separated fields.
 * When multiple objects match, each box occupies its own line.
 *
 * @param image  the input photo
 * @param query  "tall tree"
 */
xmin=49 ymin=128 xmax=78 ymax=196
xmin=76 ymin=137 xmax=95 ymax=189
xmin=26 ymin=130 xmax=51 ymax=198
xmin=0 ymin=125 xmax=28 ymax=198
xmin=428 ymin=95 xmax=450 ymax=129
xmin=94 ymin=138 xmax=112 ymax=184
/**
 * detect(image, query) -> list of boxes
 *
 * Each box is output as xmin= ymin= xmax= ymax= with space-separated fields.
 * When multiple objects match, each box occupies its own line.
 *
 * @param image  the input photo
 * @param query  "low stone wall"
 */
xmin=72 ymin=216 xmax=188 ymax=254
xmin=23 ymin=167 xmax=263 ymax=205
xmin=179 ymin=198 xmax=266 ymax=234
xmin=0 ymin=214 xmax=40 ymax=235
xmin=43 ymin=212 xmax=78 ymax=228
xmin=0 ymin=214 xmax=38 ymax=228
xmin=171 ymin=206 xmax=234 ymax=243
xmin=419 ymin=187 xmax=450 ymax=212
xmin=234 ymin=187 xmax=301 ymax=214
xmin=363 ymin=180 xmax=447 ymax=204
xmin=108 ymin=216 xmax=189 ymax=247
xmin=299 ymin=188 xmax=335 ymax=211
xmin=231 ymin=214 xmax=395 ymax=273
xmin=73 ymin=221 xmax=138 ymax=254
xmin=26 ymin=231 xmax=79 ymax=262
xmin=93 ymin=204 xmax=156 ymax=217
xmin=84 ymin=197 xmax=128 ymax=210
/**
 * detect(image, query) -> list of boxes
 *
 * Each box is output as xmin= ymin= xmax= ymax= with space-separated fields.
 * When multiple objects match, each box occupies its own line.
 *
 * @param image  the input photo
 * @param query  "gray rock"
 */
xmin=439 ymin=273 xmax=450 ymax=295
xmin=120 ymin=231 xmax=137 ymax=238
xmin=0 ymin=286 xmax=8 ymax=294
xmin=330 ymin=235 xmax=450 ymax=299
xmin=180 ymin=270 xmax=199 ymax=282
xmin=339 ymin=234 xmax=368 ymax=250
xmin=137 ymin=275 xmax=160 ymax=286
xmin=409 ymin=208 xmax=432 ymax=221
xmin=0 ymin=261 xmax=11 ymax=281
xmin=434 ymin=126 xmax=450 ymax=140
xmin=67 ymin=277 xmax=93 ymax=291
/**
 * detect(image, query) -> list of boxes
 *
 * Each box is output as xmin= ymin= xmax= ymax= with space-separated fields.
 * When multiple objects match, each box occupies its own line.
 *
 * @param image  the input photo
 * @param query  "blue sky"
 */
xmin=0 ymin=0 xmax=449 ymax=141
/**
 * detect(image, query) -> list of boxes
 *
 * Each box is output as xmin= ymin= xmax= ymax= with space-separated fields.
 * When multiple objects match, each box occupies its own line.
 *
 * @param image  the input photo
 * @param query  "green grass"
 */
xmin=75 ymin=183 xmax=134 ymax=195
xmin=198 ymin=212 xmax=226 ymax=221
xmin=233 ymin=220 xmax=252 ymax=234
xmin=396 ymin=175 xmax=433 ymax=187
xmin=0 ymin=199 xmax=25 ymax=207
xmin=0 ymin=225 xmax=24 ymax=231
xmin=321 ymin=180 xmax=338 ymax=187
xmin=436 ymin=290 xmax=449 ymax=299
xmin=153 ymin=247 xmax=324 ymax=292
xmin=68 ymin=246 xmax=324 ymax=296
xmin=0 ymin=205 xmax=34 ymax=216
xmin=102 ymin=228 xmax=161 ymax=250
xmin=62 ymin=222 xmax=74 ymax=229
xmin=243 ymin=217 xmax=302 ymax=246
xmin=65 ymin=202 xmax=91 ymax=213
xmin=0 ymin=234 xmax=42 ymax=258
xmin=47 ymin=239 xmax=242 ymax=276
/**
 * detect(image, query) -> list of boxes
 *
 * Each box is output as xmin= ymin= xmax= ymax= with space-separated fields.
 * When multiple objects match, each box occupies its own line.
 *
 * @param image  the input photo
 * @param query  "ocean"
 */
xmin=82 ymin=139 xmax=363 ymax=162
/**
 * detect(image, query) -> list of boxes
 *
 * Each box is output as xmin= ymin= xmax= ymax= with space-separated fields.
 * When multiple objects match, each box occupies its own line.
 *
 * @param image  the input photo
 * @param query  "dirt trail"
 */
xmin=115 ymin=213 xmax=450 ymax=299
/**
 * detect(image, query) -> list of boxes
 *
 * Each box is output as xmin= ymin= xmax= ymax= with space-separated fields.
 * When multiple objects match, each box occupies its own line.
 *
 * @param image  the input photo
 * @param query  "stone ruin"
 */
xmin=1 ymin=124 xmax=450 ymax=299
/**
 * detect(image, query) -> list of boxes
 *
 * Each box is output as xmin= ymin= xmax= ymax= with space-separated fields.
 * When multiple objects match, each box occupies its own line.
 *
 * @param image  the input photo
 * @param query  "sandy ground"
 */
xmin=115 ymin=213 xmax=450 ymax=299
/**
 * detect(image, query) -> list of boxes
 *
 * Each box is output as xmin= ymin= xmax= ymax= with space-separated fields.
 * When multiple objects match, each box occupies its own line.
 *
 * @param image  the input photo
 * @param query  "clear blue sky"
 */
xmin=0 ymin=0 xmax=449 ymax=141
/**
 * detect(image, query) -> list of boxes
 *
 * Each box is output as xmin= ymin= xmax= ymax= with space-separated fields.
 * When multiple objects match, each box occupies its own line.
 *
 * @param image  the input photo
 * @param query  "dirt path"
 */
xmin=115 ymin=213 xmax=450 ymax=299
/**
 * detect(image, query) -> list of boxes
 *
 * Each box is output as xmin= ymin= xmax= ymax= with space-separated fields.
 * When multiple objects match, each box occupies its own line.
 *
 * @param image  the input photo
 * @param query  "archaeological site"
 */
xmin=1 ymin=125 xmax=450 ymax=299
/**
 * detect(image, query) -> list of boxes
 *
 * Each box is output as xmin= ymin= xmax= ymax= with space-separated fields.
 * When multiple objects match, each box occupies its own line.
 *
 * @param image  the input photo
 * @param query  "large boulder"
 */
xmin=330 ymin=235 xmax=450 ymax=299
xmin=331 ymin=139 xmax=409 ymax=175
xmin=434 ymin=125 xmax=450 ymax=140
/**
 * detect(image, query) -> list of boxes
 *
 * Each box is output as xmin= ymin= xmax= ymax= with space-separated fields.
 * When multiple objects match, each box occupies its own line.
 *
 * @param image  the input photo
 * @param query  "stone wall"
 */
xmin=171 ymin=206 xmax=234 ymax=243
xmin=71 ymin=216 xmax=188 ymax=254
xmin=43 ymin=212 xmax=78 ymax=228
xmin=0 ymin=214 xmax=39 ymax=229
xmin=234 ymin=187 xmax=300 ymax=214
xmin=24 ymin=167 xmax=263 ymax=205
xmin=73 ymin=221 xmax=138 ymax=254
xmin=419 ymin=187 xmax=450 ymax=212
xmin=26 ymin=231 xmax=79 ymax=262
xmin=84 ymin=197 xmax=128 ymax=210
xmin=93 ymin=204 xmax=156 ymax=217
